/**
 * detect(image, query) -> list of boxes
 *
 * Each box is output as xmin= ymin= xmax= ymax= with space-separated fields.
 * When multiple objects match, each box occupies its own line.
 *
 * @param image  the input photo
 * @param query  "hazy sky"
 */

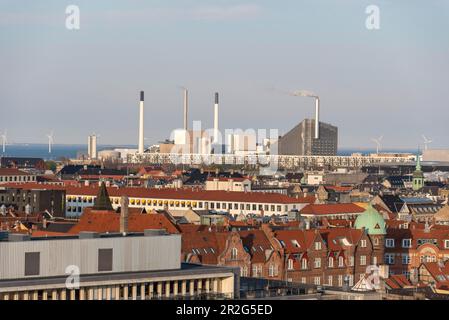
xmin=1 ymin=0 xmax=448 ymax=149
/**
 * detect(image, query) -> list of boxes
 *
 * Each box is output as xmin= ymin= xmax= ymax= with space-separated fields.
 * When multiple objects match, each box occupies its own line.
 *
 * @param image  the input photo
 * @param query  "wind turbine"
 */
xmin=290 ymin=90 xmax=320 ymax=139
xmin=422 ymin=135 xmax=432 ymax=150
xmin=0 ymin=129 xmax=7 ymax=153
xmin=46 ymin=131 xmax=54 ymax=154
xmin=371 ymin=135 xmax=383 ymax=154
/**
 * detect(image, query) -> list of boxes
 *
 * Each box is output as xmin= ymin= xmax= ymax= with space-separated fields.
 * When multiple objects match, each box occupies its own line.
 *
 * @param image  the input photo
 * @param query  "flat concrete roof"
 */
xmin=0 ymin=263 xmax=237 ymax=290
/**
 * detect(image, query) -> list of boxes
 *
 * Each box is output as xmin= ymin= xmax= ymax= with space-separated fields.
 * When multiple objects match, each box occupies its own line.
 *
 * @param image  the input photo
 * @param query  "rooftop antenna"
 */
xmin=290 ymin=90 xmax=320 ymax=139
xmin=0 ymin=129 xmax=7 ymax=153
xmin=422 ymin=135 xmax=432 ymax=150
xmin=371 ymin=135 xmax=383 ymax=154
xmin=46 ymin=130 xmax=54 ymax=154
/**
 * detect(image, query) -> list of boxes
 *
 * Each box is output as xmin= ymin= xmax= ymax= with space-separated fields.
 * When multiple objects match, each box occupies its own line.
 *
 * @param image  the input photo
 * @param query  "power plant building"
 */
xmin=278 ymin=119 xmax=338 ymax=156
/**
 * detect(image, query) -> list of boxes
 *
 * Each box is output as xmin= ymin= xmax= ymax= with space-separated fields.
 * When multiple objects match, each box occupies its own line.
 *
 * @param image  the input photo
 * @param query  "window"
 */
xmin=269 ymin=264 xmax=275 ymax=277
xmin=314 ymin=277 xmax=321 ymax=285
xmin=385 ymin=253 xmax=395 ymax=265
xmin=301 ymin=277 xmax=307 ymax=284
xmin=402 ymin=239 xmax=412 ymax=248
xmin=445 ymin=240 xmax=449 ymax=249
xmin=385 ymin=239 xmax=395 ymax=248
xmin=288 ymin=259 xmax=294 ymax=270
xmin=349 ymin=256 xmax=354 ymax=267
xmin=314 ymin=258 xmax=321 ymax=268
xmin=338 ymin=256 xmax=344 ymax=267
xmin=231 ymin=248 xmax=238 ymax=260
xmin=328 ymin=257 xmax=334 ymax=268
xmin=360 ymin=255 xmax=367 ymax=266
xmin=348 ymin=275 xmax=354 ymax=286
xmin=25 ymin=252 xmax=40 ymax=276
xmin=373 ymin=256 xmax=378 ymax=265
xmin=291 ymin=240 xmax=300 ymax=248
xmin=338 ymin=275 xmax=343 ymax=287
xmin=301 ymin=259 xmax=308 ymax=270
xmin=327 ymin=276 xmax=333 ymax=286
xmin=402 ymin=254 xmax=411 ymax=265
xmin=360 ymin=239 xmax=367 ymax=248
xmin=98 ymin=248 xmax=113 ymax=272
xmin=314 ymin=242 xmax=322 ymax=250
xmin=241 ymin=266 xmax=248 ymax=277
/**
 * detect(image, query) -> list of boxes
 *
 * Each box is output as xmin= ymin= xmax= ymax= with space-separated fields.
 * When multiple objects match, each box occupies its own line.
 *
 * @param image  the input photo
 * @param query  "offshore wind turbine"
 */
xmin=371 ymin=135 xmax=383 ymax=154
xmin=46 ymin=131 xmax=54 ymax=154
xmin=0 ymin=129 xmax=7 ymax=153
xmin=422 ymin=135 xmax=432 ymax=150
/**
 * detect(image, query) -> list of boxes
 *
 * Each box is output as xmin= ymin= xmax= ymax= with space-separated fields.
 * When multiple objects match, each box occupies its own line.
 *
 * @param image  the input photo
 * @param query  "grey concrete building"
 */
xmin=278 ymin=119 xmax=338 ymax=156
xmin=0 ymin=231 xmax=238 ymax=300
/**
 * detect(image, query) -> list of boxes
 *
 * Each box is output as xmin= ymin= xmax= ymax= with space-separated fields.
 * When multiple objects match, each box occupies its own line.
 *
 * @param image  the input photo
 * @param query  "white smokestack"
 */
xmin=87 ymin=135 xmax=92 ymax=159
xmin=91 ymin=134 xmax=97 ymax=159
xmin=213 ymin=92 xmax=219 ymax=144
xmin=183 ymin=89 xmax=188 ymax=131
xmin=315 ymin=97 xmax=320 ymax=139
xmin=138 ymin=91 xmax=144 ymax=154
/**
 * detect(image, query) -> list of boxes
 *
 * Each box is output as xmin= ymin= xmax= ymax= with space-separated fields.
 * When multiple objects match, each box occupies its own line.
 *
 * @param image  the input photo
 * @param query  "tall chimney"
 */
xmin=120 ymin=195 xmax=129 ymax=234
xmin=87 ymin=135 xmax=92 ymax=159
xmin=138 ymin=91 xmax=145 ymax=154
xmin=91 ymin=134 xmax=97 ymax=159
xmin=213 ymin=92 xmax=219 ymax=144
xmin=183 ymin=89 xmax=188 ymax=131
xmin=314 ymin=97 xmax=320 ymax=139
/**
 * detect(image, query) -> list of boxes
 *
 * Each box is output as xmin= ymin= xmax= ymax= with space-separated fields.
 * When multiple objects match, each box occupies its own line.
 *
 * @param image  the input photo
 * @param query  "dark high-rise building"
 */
xmin=278 ymin=119 xmax=338 ymax=156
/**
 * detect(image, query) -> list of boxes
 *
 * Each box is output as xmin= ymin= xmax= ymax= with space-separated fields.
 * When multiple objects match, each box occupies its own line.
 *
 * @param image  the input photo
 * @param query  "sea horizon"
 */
xmin=0 ymin=143 xmax=422 ymax=161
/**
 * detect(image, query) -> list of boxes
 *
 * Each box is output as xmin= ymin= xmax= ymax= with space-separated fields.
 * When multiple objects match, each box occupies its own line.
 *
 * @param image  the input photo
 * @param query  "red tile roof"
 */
xmin=239 ymin=229 xmax=276 ymax=263
xmin=0 ymin=168 xmax=33 ymax=176
xmin=3 ymin=183 xmax=306 ymax=204
xmin=68 ymin=208 xmax=180 ymax=234
xmin=181 ymin=231 xmax=231 ymax=265
xmin=274 ymin=229 xmax=321 ymax=253
xmin=319 ymin=228 xmax=363 ymax=251
xmin=385 ymin=274 xmax=413 ymax=289
xmin=300 ymin=203 xmax=365 ymax=216
xmin=324 ymin=186 xmax=353 ymax=192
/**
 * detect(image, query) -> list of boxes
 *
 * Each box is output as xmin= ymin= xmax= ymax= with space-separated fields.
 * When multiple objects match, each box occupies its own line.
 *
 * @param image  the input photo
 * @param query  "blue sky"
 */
xmin=0 ymin=0 xmax=448 ymax=149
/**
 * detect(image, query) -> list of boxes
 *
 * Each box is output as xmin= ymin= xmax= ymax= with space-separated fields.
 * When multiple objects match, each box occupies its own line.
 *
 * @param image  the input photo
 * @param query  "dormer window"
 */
xmin=231 ymin=247 xmax=238 ymax=260
xmin=360 ymin=240 xmax=367 ymax=248
xmin=315 ymin=242 xmax=322 ymax=250
xmin=288 ymin=259 xmax=294 ymax=270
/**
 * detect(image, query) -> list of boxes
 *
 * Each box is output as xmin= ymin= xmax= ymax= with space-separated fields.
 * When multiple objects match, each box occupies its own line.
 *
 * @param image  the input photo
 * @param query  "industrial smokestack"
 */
xmin=87 ymin=135 xmax=92 ymax=159
xmin=183 ymin=89 xmax=188 ymax=131
xmin=315 ymin=97 xmax=320 ymax=139
xmin=91 ymin=134 xmax=97 ymax=159
xmin=213 ymin=92 xmax=219 ymax=144
xmin=138 ymin=91 xmax=145 ymax=154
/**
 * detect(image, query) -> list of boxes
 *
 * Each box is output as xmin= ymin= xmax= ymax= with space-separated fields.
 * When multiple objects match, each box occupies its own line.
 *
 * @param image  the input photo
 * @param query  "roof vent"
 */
xmin=144 ymin=229 xmax=167 ymax=236
xmin=78 ymin=231 xmax=100 ymax=239
xmin=8 ymin=233 xmax=30 ymax=242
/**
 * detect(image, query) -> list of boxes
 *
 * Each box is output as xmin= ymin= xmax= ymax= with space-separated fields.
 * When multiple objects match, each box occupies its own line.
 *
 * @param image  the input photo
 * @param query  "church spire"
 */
xmin=412 ymin=148 xmax=424 ymax=191
xmin=92 ymin=181 xmax=113 ymax=211
xmin=416 ymin=150 xmax=422 ymax=172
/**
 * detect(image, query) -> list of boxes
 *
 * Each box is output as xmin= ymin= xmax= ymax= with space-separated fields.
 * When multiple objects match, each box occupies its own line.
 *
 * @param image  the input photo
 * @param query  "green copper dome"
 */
xmin=354 ymin=203 xmax=386 ymax=235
